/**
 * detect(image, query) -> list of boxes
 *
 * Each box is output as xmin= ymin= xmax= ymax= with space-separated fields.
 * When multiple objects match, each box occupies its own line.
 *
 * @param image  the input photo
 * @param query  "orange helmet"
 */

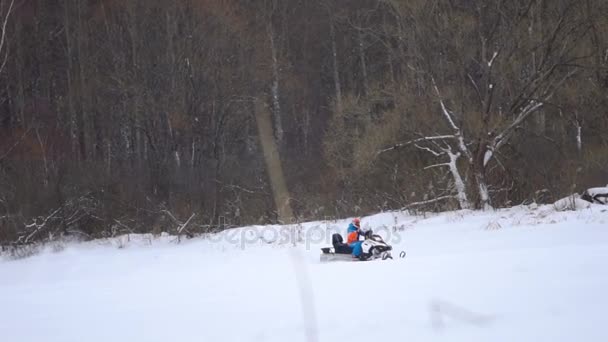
xmin=352 ymin=217 xmax=361 ymax=228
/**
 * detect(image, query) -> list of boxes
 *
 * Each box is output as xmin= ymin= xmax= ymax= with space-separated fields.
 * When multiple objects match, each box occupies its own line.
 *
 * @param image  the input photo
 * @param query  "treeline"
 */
xmin=0 ymin=0 xmax=607 ymax=244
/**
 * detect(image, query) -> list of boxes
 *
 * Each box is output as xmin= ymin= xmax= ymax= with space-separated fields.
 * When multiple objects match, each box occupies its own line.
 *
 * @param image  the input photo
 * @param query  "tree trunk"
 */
xmin=357 ymin=29 xmax=368 ymax=95
xmin=382 ymin=10 xmax=396 ymax=87
xmin=13 ymin=13 xmax=25 ymax=126
xmin=474 ymin=170 xmax=491 ymax=210
xmin=126 ymin=2 xmax=140 ymax=161
xmin=63 ymin=0 xmax=78 ymax=157
xmin=75 ymin=0 xmax=87 ymax=161
xmin=447 ymin=151 xmax=471 ymax=209
xmin=329 ymin=16 xmax=343 ymax=114
xmin=106 ymin=140 xmax=111 ymax=175
xmin=268 ymin=23 xmax=284 ymax=144
xmin=472 ymin=145 xmax=492 ymax=210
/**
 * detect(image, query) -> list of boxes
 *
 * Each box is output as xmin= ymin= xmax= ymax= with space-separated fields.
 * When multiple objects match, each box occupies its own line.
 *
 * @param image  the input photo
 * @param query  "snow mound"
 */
xmin=553 ymin=194 xmax=592 ymax=211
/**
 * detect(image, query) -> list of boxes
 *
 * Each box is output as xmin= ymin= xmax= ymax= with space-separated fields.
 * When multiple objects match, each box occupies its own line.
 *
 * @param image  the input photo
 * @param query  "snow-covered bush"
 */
xmin=1 ymin=244 xmax=43 ymax=261
xmin=484 ymin=220 xmax=502 ymax=230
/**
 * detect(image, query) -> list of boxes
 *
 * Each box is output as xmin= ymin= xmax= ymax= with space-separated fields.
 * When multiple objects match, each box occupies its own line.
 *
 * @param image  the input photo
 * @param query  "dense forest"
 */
xmin=0 ymin=0 xmax=607 ymax=244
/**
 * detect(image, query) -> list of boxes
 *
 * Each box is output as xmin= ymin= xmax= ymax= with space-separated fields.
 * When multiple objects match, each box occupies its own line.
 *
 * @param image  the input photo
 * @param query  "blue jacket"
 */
xmin=347 ymin=223 xmax=360 ymax=244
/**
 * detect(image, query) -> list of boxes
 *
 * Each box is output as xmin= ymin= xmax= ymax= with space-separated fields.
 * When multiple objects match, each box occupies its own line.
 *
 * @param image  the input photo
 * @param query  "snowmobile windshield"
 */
xmin=371 ymin=235 xmax=384 ymax=242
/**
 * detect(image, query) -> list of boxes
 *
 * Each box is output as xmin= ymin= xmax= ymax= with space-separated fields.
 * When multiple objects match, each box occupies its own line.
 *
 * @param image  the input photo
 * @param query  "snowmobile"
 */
xmin=320 ymin=230 xmax=398 ymax=262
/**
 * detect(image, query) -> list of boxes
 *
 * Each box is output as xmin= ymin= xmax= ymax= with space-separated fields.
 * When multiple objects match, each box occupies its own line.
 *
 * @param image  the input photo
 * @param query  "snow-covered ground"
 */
xmin=1 ymin=204 xmax=608 ymax=342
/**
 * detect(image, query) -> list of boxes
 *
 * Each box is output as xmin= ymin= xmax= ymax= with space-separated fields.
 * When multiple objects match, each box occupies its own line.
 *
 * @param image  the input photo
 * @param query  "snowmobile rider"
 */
xmin=347 ymin=218 xmax=363 ymax=258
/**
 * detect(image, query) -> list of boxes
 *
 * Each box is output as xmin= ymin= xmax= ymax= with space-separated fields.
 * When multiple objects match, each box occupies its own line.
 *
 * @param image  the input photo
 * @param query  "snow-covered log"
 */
xmin=581 ymin=187 xmax=608 ymax=205
xmin=553 ymin=194 xmax=591 ymax=211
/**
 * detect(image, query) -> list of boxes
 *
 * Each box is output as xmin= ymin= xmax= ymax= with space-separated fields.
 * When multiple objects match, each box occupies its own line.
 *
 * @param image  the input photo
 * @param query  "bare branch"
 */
xmin=215 ymin=180 xmax=262 ymax=194
xmin=23 ymin=206 xmax=63 ymax=244
xmin=113 ymin=219 xmax=134 ymax=235
xmin=0 ymin=0 xmax=14 ymax=64
xmin=487 ymin=69 xmax=578 ymax=167
xmin=432 ymin=78 xmax=459 ymax=131
xmin=423 ymin=163 xmax=450 ymax=170
xmin=376 ymin=135 xmax=454 ymax=156
xmin=0 ymin=42 xmax=8 ymax=72
xmin=413 ymin=144 xmax=443 ymax=157
xmin=467 ymin=73 xmax=483 ymax=108
xmin=431 ymin=78 xmax=473 ymax=161
xmin=542 ymin=69 xmax=579 ymax=102
xmin=487 ymin=50 xmax=499 ymax=67
xmin=494 ymin=100 xmax=544 ymax=151
xmin=161 ymin=210 xmax=180 ymax=225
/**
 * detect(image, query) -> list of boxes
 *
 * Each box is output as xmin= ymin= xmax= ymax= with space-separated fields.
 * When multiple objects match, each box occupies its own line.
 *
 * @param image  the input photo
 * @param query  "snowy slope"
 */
xmin=1 ymin=205 xmax=608 ymax=342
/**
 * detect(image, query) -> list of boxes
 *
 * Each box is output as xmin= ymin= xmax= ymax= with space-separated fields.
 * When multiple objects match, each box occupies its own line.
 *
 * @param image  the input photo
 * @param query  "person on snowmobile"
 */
xmin=347 ymin=218 xmax=363 ymax=258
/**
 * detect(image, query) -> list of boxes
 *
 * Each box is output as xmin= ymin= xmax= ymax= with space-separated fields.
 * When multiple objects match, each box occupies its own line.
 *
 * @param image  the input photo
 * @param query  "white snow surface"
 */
xmin=2 ymin=205 xmax=608 ymax=342
xmin=586 ymin=187 xmax=608 ymax=196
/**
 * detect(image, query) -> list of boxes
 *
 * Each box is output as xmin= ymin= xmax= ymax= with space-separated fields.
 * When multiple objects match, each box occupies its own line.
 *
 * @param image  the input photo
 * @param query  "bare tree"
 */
xmin=377 ymin=0 xmax=593 ymax=209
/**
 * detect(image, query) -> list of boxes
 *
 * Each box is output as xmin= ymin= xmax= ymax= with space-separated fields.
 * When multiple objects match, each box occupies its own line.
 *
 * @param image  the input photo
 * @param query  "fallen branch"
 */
xmin=178 ymin=213 xmax=196 ymax=235
xmin=402 ymin=195 xmax=458 ymax=209
xmin=161 ymin=210 xmax=180 ymax=225
xmin=423 ymin=162 xmax=450 ymax=170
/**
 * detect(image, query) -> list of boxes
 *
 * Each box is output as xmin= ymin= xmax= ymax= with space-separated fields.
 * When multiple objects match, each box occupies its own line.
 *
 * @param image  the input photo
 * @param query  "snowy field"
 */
xmin=1 ymin=204 xmax=608 ymax=342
